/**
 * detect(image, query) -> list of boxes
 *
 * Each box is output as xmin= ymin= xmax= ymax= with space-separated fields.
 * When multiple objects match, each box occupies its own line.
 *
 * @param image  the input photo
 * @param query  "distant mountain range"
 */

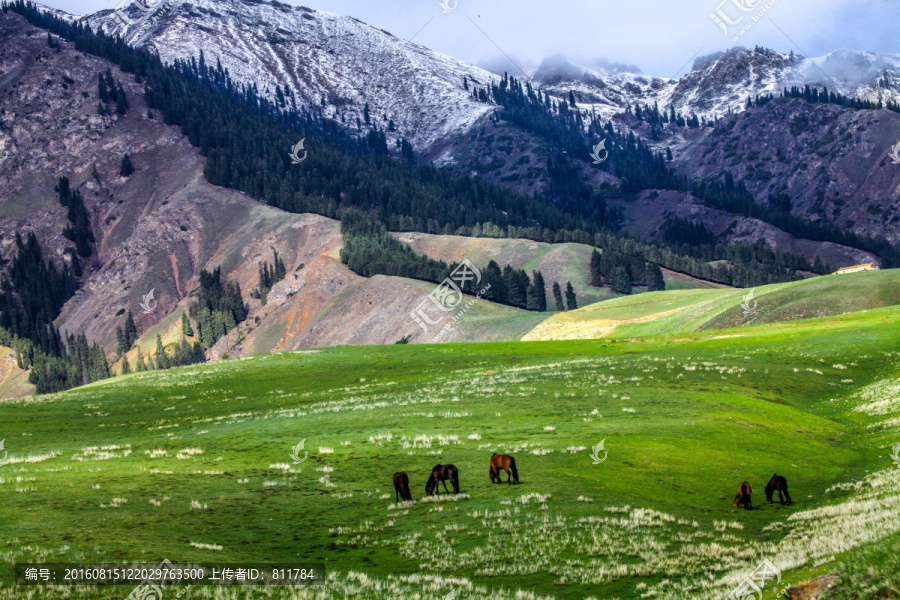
xmin=0 ymin=0 xmax=898 ymax=394
xmin=83 ymin=0 xmax=900 ymax=147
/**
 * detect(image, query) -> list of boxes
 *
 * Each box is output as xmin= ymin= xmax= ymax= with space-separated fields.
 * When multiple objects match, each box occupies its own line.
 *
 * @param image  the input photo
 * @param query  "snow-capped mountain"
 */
xmin=78 ymin=0 xmax=900 ymax=151
xmin=85 ymin=0 xmax=496 ymax=150
xmin=538 ymin=47 xmax=900 ymax=123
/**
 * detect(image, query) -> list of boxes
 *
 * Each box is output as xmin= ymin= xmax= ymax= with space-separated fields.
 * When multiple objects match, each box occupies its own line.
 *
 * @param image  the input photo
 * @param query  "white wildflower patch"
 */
xmin=73 ymin=445 xmax=132 ymax=462
xmin=517 ymin=493 xmax=551 ymax=505
xmin=420 ymin=493 xmax=470 ymax=504
xmin=176 ymin=448 xmax=203 ymax=459
xmin=189 ymin=541 xmax=222 ymax=551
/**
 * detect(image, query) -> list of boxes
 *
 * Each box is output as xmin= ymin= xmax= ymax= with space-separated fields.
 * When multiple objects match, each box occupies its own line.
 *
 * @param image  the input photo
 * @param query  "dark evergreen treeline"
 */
xmin=0 ymin=232 xmax=75 ymax=355
xmin=251 ymin=250 xmax=287 ymax=305
xmin=488 ymin=73 xmax=681 ymax=195
xmin=188 ymin=267 xmax=247 ymax=349
xmin=778 ymin=84 xmax=900 ymax=114
xmin=483 ymin=71 xmax=900 ymax=267
xmin=661 ymin=216 xmax=717 ymax=248
xmin=0 ymin=327 xmax=110 ymax=394
xmin=151 ymin=333 xmax=204 ymax=371
xmin=691 ymin=174 xmax=899 ymax=268
xmin=115 ymin=311 xmax=137 ymax=356
xmin=590 ymin=248 xmax=665 ymax=295
xmin=97 ymin=67 xmax=128 ymax=116
xmin=340 ymin=210 xmax=563 ymax=311
xmin=56 ymin=176 xmax=94 ymax=258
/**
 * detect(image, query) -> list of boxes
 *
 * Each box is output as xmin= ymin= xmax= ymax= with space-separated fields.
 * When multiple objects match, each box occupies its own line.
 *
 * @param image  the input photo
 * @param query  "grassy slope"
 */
xmin=524 ymin=269 xmax=900 ymax=341
xmin=1 ymin=304 xmax=898 ymax=598
xmin=394 ymin=232 xmax=722 ymax=310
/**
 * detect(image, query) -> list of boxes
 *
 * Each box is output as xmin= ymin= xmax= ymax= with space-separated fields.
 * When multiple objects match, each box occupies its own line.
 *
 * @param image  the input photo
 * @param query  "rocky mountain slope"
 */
xmin=64 ymin=1 xmax=900 ymax=252
xmin=4 ymin=9 xmax=724 ymax=396
xmin=84 ymin=0 xmax=496 ymax=151
xmin=0 ymin=11 xmax=527 ymax=366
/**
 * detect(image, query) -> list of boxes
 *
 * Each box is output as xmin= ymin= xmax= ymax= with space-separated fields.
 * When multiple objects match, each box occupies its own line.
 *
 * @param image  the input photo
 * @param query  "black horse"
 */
xmin=425 ymin=464 xmax=460 ymax=495
xmin=765 ymin=474 xmax=792 ymax=505
xmin=393 ymin=472 xmax=412 ymax=503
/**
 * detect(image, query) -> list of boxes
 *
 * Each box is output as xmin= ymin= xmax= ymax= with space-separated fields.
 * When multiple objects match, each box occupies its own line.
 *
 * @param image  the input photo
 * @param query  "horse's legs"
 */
xmin=506 ymin=468 xmax=512 ymax=484
xmin=396 ymin=487 xmax=399 ymax=503
xmin=442 ymin=480 xmax=450 ymax=494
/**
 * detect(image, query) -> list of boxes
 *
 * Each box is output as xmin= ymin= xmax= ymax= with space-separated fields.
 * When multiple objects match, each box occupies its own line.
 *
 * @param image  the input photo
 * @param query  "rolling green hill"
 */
xmin=1 ymin=302 xmax=898 ymax=599
xmin=524 ymin=269 xmax=900 ymax=341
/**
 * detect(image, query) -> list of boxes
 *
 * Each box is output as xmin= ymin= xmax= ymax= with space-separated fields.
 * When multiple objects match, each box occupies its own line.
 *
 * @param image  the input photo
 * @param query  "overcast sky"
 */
xmin=43 ymin=0 xmax=899 ymax=78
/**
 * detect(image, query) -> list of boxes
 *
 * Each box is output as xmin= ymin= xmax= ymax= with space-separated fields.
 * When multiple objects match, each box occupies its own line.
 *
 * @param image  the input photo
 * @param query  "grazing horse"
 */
xmin=765 ymin=474 xmax=792 ymax=505
xmin=733 ymin=481 xmax=753 ymax=510
xmin=393 ymin=472 xmax=412 ymax=503
xmin=425 ymin=464 xmax=460 ymax=496
xmin=489 ymin=453 xmax=519 ymax=484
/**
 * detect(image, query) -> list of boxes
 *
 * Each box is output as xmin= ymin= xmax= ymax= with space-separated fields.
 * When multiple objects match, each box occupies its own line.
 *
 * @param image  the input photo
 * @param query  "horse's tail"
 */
xmin=453 ymin=469 xmax=460 ymax=494
xmin=510 ymin=457 xmax=519 ymax=483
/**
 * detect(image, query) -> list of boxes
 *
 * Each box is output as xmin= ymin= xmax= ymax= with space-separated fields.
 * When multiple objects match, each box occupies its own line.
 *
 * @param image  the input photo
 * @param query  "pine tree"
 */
xmin=646 ymin=263 xmax=665 ymax=291
xmin=121 ymin=356 xmax=131 ymax=375
xmin=124 ymin=311 xmax=137 ymax=347
xmin=120 ymin=154 xmax=134 ymax=176
xmin=181 ymin=312 xmax=194 ymax=336
xmin=154 ymin=334 xmax=168 ymax=370
xmin=590 ymin=249 xmax=603 ymax=286
xmin=552 ymin=282 xmax=565 ymax=311
xmin=565 ymin=281 xmax=577 ymax=310
xmin=533 ymin=271 xmax=547 ymax=312
xmin=611 ymin=265 xmax=632 ymax=295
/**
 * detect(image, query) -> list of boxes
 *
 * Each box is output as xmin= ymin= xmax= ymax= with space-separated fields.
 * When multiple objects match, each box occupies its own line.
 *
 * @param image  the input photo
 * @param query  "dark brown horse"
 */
xmin=393 ymin=472 xmax=412 ymax=503
xmin=425 ymin=464 xmax=459 ymax=495
xmin=733 ymin=481 xmax=753 ymax=510
xmin=765 ymin=474 xmax=792 ymax=505
xmin=489 ymin=454 xmax=519 ymax=484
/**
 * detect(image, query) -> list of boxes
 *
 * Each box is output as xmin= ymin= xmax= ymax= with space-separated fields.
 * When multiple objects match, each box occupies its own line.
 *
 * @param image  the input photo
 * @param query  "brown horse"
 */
xmin=489 ymin=454 xmax=519 ymax=484
xmin=733 ymin=481 xmax=753 ymax=510
xmin=765 ymin=474 xmax=792 ymax=505
xmin=425 ymin=464 xmax=459 ymax=495
xmin=393 ymin=472 xmax=412 ymax=503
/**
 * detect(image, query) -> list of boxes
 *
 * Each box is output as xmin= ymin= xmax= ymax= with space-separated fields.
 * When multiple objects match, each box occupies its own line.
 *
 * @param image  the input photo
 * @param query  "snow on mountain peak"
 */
xmin=86 ymin=0 xmax=497 ymax=150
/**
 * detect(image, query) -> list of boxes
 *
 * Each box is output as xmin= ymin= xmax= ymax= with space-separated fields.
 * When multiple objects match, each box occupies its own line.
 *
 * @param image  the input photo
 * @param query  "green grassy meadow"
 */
xmin=524 ymin=269 xmax=900 ymax=342
xmin=1 ymin=302 xmax=899 ymax=599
